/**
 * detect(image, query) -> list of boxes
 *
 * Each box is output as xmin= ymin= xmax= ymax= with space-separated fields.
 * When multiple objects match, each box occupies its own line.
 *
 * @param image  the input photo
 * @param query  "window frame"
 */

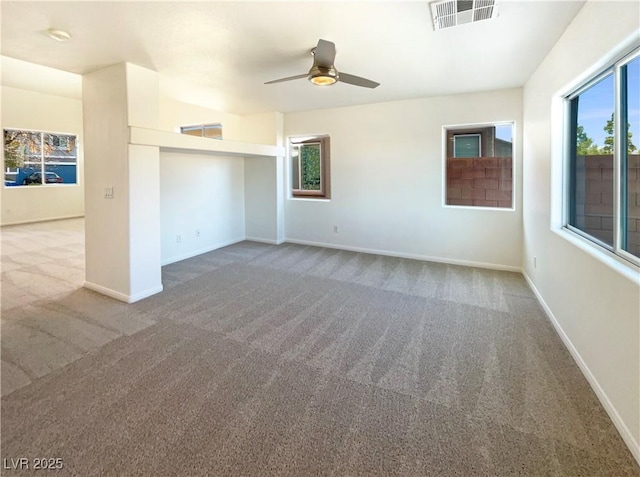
xmin=180 ymin=123 xmax=223 ymax=140
xmin=4 ymin=166 xmax=18 ymax=183
xmin=563 ymin=46 xmax=640 ymax=267
xmin=443 ymin=121 xmax=515 ymax=210
xmin=453 ymin=133 xmax=481 ymax=158
xmin=3 ymin=128 xmax=78 ymax=188
xmin=289 ymin=135 xmax=331 ymax=199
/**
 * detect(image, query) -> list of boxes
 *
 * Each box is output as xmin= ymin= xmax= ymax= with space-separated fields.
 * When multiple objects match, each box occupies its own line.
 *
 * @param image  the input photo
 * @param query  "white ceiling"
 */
xmin=1 ymin=1 xmax=586 ymax=115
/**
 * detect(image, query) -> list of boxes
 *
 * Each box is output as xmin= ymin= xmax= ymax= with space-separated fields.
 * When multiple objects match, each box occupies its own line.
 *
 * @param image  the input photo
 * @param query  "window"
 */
xmin=290 ymin=135 xmax=330 ymax=199
xmin=453 ymin=134 xmax=481 ymax=157
xmin=180 ymin=123 xmax=223 ymax=140
xmin=3 ymin=129 xmax=78 ymax=187
xmin=565 ymin=47 xmax=639 ymax=264
xmin=445 ymin=123 xmax=513 ymax=208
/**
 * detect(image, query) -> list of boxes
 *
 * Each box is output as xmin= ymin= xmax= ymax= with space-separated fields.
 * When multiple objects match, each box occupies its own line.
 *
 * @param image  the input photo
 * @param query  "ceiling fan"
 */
xmin=265 ymin=39 xmax=380 ymax=89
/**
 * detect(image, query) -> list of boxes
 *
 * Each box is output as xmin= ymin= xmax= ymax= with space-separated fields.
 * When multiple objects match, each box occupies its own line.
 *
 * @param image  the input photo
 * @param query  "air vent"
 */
xmin=430 ymin=0 xmax=498 ymax=30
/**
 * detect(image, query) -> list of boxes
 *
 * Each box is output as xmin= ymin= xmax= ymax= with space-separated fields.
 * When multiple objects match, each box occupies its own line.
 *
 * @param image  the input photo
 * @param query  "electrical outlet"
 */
xmin=177 ymin=234 xmax=182 ymax=244
xmin=333 ymin=225 xmax=339 ymax=233
xmin=196 ymin=229 xmax=200 ymax=238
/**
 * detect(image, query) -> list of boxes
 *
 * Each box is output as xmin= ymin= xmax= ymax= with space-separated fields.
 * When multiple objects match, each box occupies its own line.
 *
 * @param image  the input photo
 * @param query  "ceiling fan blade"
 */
xmin=314 ymin=39 xmax=336 ymax=67
xmin=338 ymin=72 xmax=380 ymax=89
xmin=264 ymin=73 xmax=308 ymax=85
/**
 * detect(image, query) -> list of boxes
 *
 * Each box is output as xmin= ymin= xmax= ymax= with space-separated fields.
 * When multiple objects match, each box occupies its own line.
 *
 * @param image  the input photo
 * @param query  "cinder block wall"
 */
xmin=577 ymin=154 xmax=640 ymax=257
xmin=446 ymin=154 xmax=639 ymax=257
xmin=446 ymin=157 xmax=513 ymax=208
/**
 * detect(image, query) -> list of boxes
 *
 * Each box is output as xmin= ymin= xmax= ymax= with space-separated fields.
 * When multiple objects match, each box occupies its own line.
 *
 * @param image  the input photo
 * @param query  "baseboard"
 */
xmin=83 ymin=281 xmax=131 ymax=303
xmin=245 ymin=236 xmax=281 ymax=245
xmin=523 ymin=272 xmax=640 ymax=466
xmin=128 ymin=285 xmax=164 ymax=303
xmin=1 ymin=214 xmax=84 ymax=227
xmin=161 ymin=237 xmax=245 ymax=266
xmin=83 ymin=281 xmax=164 ymax=303
xmin=284 ymin=238 xmax=522 ymax=273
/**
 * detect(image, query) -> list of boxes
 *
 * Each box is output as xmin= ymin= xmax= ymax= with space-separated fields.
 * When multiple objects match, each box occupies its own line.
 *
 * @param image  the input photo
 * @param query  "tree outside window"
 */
xmin=290 ymin=136 xmax=330 ymax=199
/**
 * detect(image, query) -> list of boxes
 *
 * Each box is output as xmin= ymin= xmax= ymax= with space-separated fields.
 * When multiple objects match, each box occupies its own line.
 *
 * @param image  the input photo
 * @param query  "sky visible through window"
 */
xmin=579 ymin=56 xmax=640 ymax=151
xmin=495 ymin=124 xmax=512 ymax=142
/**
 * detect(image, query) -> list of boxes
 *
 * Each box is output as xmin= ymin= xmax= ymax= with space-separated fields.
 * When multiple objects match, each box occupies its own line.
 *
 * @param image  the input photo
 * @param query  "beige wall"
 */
xmin=1 ymin=86 xmax=84 ymax=225
xmin=159 ymin=97 xmax=280 ymax=146
xmin=158 ymin=97 xmax=242 ymax=140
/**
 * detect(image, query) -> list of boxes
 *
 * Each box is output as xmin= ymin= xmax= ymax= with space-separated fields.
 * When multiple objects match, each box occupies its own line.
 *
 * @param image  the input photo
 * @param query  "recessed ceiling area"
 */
xmin=1 ymin=1 xmax=585 ymax=114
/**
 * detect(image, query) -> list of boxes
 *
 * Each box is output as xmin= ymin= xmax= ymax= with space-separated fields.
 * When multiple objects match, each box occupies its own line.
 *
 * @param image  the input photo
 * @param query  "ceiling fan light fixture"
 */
xmin=310 ymin=75 xmax=337 ymax=86
xmin=308 ymin=66 xmax=338 ymax=86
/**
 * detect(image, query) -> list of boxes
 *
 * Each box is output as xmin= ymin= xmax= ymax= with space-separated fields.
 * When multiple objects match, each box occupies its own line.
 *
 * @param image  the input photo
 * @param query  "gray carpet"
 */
xmin=2 ymin=241 xmax=638 ymax=476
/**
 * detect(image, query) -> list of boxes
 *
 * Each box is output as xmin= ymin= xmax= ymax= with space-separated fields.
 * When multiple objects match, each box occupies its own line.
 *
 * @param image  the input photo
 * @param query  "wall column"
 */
xmin=82 ymin=63 xmax=162 ymax=302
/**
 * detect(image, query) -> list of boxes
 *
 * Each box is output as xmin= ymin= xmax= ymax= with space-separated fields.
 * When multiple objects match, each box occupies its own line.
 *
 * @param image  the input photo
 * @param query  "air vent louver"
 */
xmin=431 ymin=0 xmax=498 ymax=30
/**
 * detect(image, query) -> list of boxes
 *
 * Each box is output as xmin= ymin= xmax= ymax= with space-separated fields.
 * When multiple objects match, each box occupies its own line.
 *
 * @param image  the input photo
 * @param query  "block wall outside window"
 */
xmin=574 ymin=155 xmax=640 ymax=254
xmin=445 ymin=123 xmax=514 ymax=209
xmin=446 ymin=157 xmax=512 ymax=208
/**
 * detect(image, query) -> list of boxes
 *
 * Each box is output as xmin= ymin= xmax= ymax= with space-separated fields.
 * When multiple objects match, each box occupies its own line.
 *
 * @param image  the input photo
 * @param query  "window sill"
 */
xmin=553 ymin=227 xmax=640 ymax=284
xmin=4 ymin=184 xmax=79 ymax=189
xmin=442 ymin=204 xmax=516 ymax=212
xmin=289 ymin=197 xmax=331 ymax=203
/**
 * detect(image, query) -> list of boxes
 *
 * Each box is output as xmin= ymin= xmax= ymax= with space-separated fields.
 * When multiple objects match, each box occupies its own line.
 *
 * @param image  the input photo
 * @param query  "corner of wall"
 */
xmin=521 ymin=1 xmax=640 ymax=464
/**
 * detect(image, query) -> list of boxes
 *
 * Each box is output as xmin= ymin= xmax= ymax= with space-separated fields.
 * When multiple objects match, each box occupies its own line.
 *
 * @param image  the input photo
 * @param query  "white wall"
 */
xmin=522 ymin=0 xmax=640 ymax=461
xmin=243 ymin=111 xmax=285 ymax=244
xmin=158 ymin=100 xmax=283 ymax=259
xmin=284 ymin=88 xmax=523 ymax=270
xmin=1 ymin=85 xmax=84 ymax=225
xmin=126 ymin=65 xmax=164 ymax=301
xmin=82 ymin=64 xmax=132 ymax=298
xmin=160 ymin=151 xmax=245 ymax=265
xmin=128 ymin=144 xmax=162 ymax=297
xmin=83 ymin=63 xmax=164 ymax=303
xmin=244 ymin=156 xmax=278 ymax=243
